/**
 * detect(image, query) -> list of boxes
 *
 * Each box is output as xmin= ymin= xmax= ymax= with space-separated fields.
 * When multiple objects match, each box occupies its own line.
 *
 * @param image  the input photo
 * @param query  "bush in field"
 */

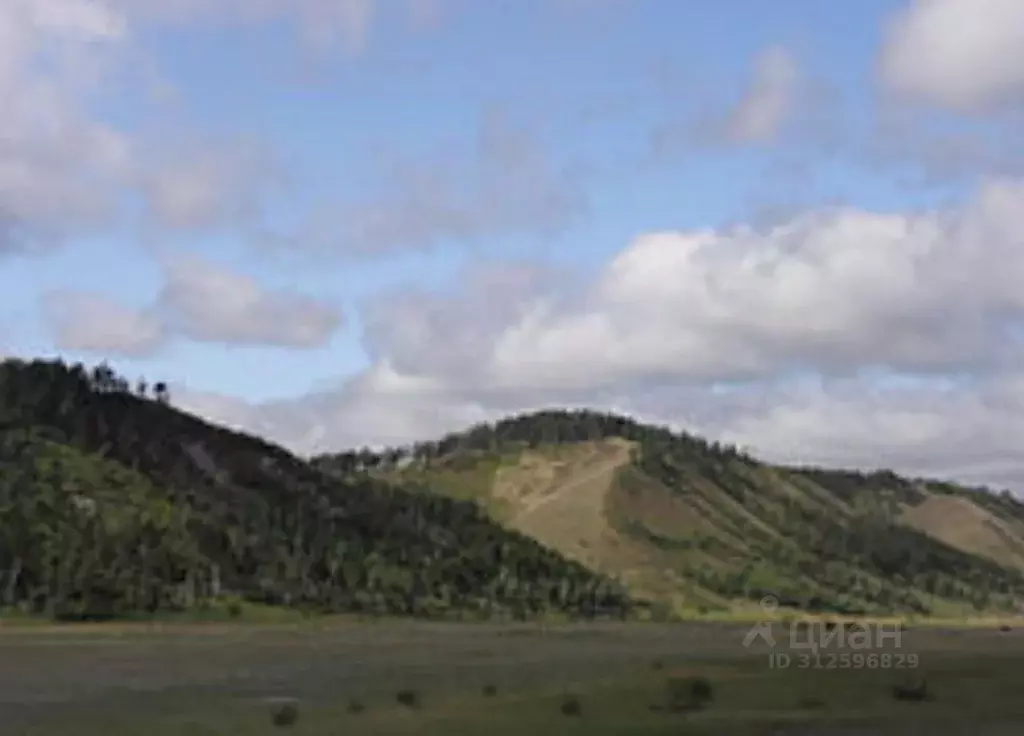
xmin=665 ymin=676 xmax=714 ymax=713
xmin=267 ymin=698 xmax=299 ymax=727
xmin=560 ymin=693 xmax=582 ymax=716
xmin=892 ymin=675 xmax=929 ymax=702
xmin=396 ymin=688 xmax=420 ymax=708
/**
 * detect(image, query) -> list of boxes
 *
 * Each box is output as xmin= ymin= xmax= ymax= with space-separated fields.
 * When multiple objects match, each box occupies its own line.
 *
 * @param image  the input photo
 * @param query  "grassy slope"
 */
xmin=899 ymin=493 xmax=1024 ymax=571
xmin=388 ymin=438 xmax=1024 ymax=618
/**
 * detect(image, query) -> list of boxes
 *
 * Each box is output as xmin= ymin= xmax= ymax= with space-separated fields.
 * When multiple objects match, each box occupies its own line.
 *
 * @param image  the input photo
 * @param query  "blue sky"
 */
xmin=3 ymin=0 xmax=1024 ymax=489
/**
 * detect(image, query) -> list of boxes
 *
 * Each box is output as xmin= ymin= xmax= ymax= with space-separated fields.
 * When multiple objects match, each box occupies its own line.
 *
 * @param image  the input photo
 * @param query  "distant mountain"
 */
xmin=314 ymin=409 xmax=1024 ymax=618
xmin=0 ymin=358 xmax=634 ymax=621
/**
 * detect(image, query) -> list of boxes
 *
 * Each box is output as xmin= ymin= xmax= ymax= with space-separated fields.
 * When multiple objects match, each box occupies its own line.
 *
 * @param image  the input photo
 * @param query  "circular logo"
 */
xmin=759 ymin=594 xmax=780 ymax=615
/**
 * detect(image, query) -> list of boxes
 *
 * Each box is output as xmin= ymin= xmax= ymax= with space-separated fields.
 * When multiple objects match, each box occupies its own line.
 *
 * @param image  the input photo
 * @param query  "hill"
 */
xmin=0 ymin=358 xmax=634 ymax=621
xmin=314 ymin=410 xmax=1024 ymax=618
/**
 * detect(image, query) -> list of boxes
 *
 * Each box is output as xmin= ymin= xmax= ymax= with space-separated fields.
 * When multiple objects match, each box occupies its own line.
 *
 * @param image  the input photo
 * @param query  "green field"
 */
xmin=5 ymin=620 xmax=1024 ymax=735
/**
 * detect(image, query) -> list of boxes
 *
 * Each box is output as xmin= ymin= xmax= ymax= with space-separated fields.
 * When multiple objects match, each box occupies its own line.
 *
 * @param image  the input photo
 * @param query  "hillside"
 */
xmin=0 ymin=359 xmax=634 ymax=621
xmin=8 ymin=356 xmax=1024 ymax=622
xmin=314 ymin=410 xmax=1024 ymax=618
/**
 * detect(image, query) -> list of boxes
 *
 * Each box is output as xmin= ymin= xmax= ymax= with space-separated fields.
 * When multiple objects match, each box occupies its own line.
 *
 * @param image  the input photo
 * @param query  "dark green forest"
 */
xmin=0 ymin=358 xmax=633 ymax=621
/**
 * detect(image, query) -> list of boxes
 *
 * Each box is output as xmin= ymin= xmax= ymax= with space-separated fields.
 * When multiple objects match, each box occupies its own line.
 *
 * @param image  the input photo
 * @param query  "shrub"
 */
xmin=560 ymin=693 xmax=582 ymax=716
xmin=347 ymin=698 xmax=365 ymax=714
xmin=651 ymin=658 xmax=664 ymax=671
xmin=396 ymin=689 xmax=420 ymax=708
xmin=665 ymin=676 xmax=714 ymax=713
xmin=482 ymin=683 xmax=498 ymax=697
xmin=892 ymin=675 xmax=929 ymax=702
xmin=999 ymin=624 xmax=1012 ymax=633
xmin=268 ymin=698 xmax=299 ymax=727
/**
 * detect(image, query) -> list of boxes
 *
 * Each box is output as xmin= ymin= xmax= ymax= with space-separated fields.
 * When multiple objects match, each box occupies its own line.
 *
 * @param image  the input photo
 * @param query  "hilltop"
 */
xmin=5 ymin=356 xmax=1024 ymax=623
xmin=314 ymin=410 xmax=1024 ymax=618
xmin=0 ymin=358 xmax=633 ymax=621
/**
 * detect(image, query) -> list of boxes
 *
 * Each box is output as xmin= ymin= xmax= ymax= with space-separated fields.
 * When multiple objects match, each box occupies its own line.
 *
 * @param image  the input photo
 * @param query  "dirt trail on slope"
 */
xmin=510 ymin=445 xmax=632 ymax=521
xmin=490 ymin=440 xmax=673 ymax=593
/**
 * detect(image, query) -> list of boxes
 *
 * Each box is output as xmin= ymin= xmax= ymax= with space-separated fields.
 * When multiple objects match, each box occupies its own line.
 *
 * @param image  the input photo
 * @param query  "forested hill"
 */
xmin=0 ymin=358 xmax=634 ymax=621
xmin=315 ymin=410 xmax=1024 ymax=618
xmin=7 ymin=355 xmax=1024 ymax=623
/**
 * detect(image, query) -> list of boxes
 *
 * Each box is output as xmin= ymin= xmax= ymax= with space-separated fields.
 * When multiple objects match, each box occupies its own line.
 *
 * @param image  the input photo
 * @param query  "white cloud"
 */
xmin=43 ymin=292 xmax=165 ymax=358
xmin=13 ymin=0 xmax=1024 ymax=495
xmin=0 ymin=0 xmax=467 ymax=255
xmin=140 ymin=140 xmax=280 ymax=232
xmin=486 ymin=178 xmax=1024 ymax=391
xmin=879 ymin=0 xmax=1024 ymax=112
xmin=157 ymin=254 xmax=344 ymax=348
xmin=726 ymin=45 xmax=800 ymax=143
xmin=176 ymin=366 xmax=1024 ymax=492
xmin=0 ymin=0 xmax=289 ymax=254
xmin=43 ymin=256 xmax=344 ymax=354
xmin=0 ymin=0 xmax=133 ymax=252
xmin=173 ymin=360 xmax=491 ymax=453
xmin=169 ymin=178 xmax=1024 ymax=492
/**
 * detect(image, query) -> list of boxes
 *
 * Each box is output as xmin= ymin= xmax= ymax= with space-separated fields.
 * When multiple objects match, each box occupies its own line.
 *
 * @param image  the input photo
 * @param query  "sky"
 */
xmin=3 ymin=0 xmax=1024 ymax=490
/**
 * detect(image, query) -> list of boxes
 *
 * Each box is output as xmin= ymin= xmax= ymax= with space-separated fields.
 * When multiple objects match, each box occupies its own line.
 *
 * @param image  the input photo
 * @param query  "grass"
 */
xmin=0 ymin=598 xmax=310 ymax=629
xmin=7 ymin=621 xmax=1024 ymax=735
xmin=15 ymin=654 xmax=1024 ymax=735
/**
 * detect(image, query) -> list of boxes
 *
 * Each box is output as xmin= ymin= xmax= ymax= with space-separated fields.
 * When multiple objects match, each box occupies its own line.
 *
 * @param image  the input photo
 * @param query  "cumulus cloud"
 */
xmin=0 ymin=0 xmax=472 ymax=256
xmin=714 ymin=375 xmax=1024 ymax=488
xmin=175 ymin=365 xmax=1024 ymax=492
xmin=361 ymin=260 xmax=570 ymax=376
xmin=43 ymin=292 xmax=165 ymax=358
xmin=0 ymin=0 xmax=286 ymax=254
xmin=175 ymin=361 xmax=488 ymax=452
xmin=0 ymin=0 xmax=133 ymax=253
xmin=16 ymin=0 xmax=1024 ymax=495
xmin=879 ymin=0 xmax=1024 ymax=113
xmin=139 ymin=140 xmax=282 ymax=232
xmin=44 ymin=255 xmax=344 ymax=355
xmin=168 ymin=177 xmax=1024 ymax=492
xmin=157 ymin=254 xmax=344 ymax=348
xmin=481 ymin=179 xmax=1024 ymax=391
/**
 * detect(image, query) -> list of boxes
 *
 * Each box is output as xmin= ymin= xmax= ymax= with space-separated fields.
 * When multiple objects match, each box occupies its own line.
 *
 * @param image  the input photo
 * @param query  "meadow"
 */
xmin=4 ymin=619 xmax=1024 ymax=735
